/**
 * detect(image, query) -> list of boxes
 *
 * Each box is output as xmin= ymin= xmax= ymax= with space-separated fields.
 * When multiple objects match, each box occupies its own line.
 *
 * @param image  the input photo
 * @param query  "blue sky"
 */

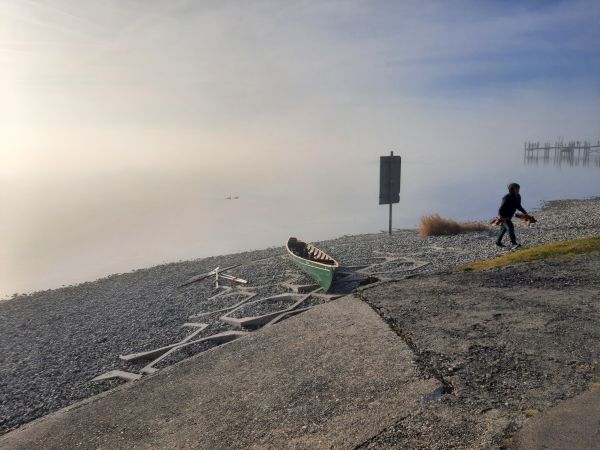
xmin=330 ymin=0 xmax=600 ymax=97
xmin=1 ymin=0 xmax=599 ymax=176
xmin=3 ymin=1 xmax=600 ymax=96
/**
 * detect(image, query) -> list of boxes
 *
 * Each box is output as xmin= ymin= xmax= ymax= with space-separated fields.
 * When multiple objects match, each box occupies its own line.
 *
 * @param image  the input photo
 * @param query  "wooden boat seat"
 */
xmin=288 ymin=237 xmax=336 ymax=265
xmin=306 ymin=247 xmax=334 ymax=265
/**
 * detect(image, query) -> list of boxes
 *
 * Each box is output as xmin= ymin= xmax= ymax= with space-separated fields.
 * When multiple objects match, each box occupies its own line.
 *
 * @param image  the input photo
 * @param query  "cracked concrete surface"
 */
xmin=361 ymin=254 xmax=600 ymax=449
xmin=0 ymin=296 xmax=436 ymax=450
xmin=513 ymin=385 xmax=600 ymax=450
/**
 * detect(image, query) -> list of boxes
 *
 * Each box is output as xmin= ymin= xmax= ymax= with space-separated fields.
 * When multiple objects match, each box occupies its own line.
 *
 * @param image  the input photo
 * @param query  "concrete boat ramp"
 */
xmin=3 ymin=253 xmax=599 ymax=449
xmin=0 ymin=296 xmax=438 ymax=449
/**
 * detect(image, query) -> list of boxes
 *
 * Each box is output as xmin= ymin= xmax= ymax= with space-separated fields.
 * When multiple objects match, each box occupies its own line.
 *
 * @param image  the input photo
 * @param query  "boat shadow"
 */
xmin=328 ymin=266 xmax=379 ymax=295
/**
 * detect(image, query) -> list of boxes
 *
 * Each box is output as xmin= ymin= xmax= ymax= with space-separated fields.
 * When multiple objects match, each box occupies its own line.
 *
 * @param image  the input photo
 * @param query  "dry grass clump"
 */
xmin=419 ymin=214 xmax=488 ymax=236
xmin=457 ymin=236 xmax=600 ymax=272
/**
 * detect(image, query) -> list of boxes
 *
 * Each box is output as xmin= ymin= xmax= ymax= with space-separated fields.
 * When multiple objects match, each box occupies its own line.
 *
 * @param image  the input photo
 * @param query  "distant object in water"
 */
xmin=524 ymin=139 xmax=600 ymax=168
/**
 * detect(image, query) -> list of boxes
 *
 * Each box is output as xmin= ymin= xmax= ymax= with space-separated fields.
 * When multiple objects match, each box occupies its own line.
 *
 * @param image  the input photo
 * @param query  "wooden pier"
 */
xmin=524 ymin=140 xmax=600 ymax=167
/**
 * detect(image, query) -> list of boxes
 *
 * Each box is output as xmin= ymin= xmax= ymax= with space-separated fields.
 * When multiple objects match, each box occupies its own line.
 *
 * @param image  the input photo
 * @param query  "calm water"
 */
xmin=1 ymin=149 xmax=599 ymax=298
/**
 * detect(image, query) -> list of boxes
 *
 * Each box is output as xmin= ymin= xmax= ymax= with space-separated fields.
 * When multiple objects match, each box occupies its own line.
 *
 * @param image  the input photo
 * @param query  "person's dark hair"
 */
xmin=508 ymin=182 xmax=520 ymax=192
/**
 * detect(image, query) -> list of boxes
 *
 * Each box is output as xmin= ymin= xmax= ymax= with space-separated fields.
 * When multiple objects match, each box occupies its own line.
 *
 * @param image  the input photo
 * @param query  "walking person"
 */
xmin=496 ymin=183 xmax=528 ymax=248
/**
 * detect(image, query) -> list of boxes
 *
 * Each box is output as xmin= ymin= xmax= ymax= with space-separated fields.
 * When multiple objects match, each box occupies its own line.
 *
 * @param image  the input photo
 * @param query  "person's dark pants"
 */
xmin=497 ymin=218 xmax=517 ymax=245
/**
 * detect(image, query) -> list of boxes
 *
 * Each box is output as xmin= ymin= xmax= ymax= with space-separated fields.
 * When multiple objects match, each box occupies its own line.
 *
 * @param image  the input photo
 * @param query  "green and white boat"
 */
xmin=286 ymin=237 xmax=339 ymax=292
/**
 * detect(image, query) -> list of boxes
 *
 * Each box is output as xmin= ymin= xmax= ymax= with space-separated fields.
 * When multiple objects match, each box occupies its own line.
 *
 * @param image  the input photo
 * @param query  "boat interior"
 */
xmin=288 ymin=238 xmax=337 ymax=266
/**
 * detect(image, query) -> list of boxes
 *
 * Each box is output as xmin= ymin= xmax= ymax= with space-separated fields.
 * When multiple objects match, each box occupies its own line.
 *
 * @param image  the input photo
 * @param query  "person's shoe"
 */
xmin=512 ymin=243 xmax=522 ymax=249
xmin=495 ymin=242 xmax=506 ymax=248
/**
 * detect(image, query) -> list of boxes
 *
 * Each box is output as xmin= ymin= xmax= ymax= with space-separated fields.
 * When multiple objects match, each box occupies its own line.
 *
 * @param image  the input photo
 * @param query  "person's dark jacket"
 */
xmin=498 ymin=193 xmax=527 ymax=218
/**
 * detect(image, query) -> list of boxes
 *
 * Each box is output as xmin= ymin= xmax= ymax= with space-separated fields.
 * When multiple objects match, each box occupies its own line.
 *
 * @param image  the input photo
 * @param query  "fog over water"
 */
xmin=1 ymin=1 xmax=599 ymax=297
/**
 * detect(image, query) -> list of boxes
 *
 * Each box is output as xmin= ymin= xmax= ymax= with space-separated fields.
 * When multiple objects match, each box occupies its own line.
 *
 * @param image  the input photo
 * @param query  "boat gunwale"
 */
xmin=285 ymin=238 xmax=339 ymax=270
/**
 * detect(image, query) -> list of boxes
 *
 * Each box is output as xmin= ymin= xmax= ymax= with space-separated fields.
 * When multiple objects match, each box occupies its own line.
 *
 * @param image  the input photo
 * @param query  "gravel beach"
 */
xmin=1 ymin=196 xmax=599 ymax=435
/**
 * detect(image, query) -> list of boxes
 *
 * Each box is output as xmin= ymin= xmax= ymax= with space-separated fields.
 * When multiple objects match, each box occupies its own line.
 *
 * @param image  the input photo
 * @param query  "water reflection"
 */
xmin=524 ymin=140 xmax=600 ymax=168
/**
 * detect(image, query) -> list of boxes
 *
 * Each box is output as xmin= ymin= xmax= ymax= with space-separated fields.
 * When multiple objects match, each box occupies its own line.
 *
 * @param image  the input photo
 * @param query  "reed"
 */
xmin=419 ymin=214 xmax=488 ymax=236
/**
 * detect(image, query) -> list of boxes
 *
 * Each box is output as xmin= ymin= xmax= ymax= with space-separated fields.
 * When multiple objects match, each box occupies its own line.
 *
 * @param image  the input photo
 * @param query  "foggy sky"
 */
xmin=1 ymin=0 xmax=599 ymax=295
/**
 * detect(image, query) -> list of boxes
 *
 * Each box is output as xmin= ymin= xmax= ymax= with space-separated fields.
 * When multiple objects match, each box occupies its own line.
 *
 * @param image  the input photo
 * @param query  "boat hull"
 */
xmin=286 ymin=238 xmax=338 ymax=292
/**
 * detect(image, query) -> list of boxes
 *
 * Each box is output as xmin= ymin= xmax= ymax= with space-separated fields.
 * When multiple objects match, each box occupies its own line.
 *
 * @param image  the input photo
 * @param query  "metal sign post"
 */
xmin=379 ymin=151 xmax=401 ymax=235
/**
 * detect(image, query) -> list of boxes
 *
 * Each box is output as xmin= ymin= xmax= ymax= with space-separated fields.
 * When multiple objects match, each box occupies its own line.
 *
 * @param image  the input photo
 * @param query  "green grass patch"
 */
xmin=457 ymin=236 xmax=600 ymax=272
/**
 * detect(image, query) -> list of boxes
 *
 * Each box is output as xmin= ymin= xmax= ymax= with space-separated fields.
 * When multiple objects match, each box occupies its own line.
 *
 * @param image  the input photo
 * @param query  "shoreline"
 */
xmin=1 ymin=196 xmax=600 ymax=435
xmin=4 ymin=194 xmax=599 ymax=302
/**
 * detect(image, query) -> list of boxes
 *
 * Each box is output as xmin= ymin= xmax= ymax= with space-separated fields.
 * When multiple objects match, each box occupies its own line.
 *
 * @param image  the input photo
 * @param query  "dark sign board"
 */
xmin=379 ymin=155 xmax=401 ymax=205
